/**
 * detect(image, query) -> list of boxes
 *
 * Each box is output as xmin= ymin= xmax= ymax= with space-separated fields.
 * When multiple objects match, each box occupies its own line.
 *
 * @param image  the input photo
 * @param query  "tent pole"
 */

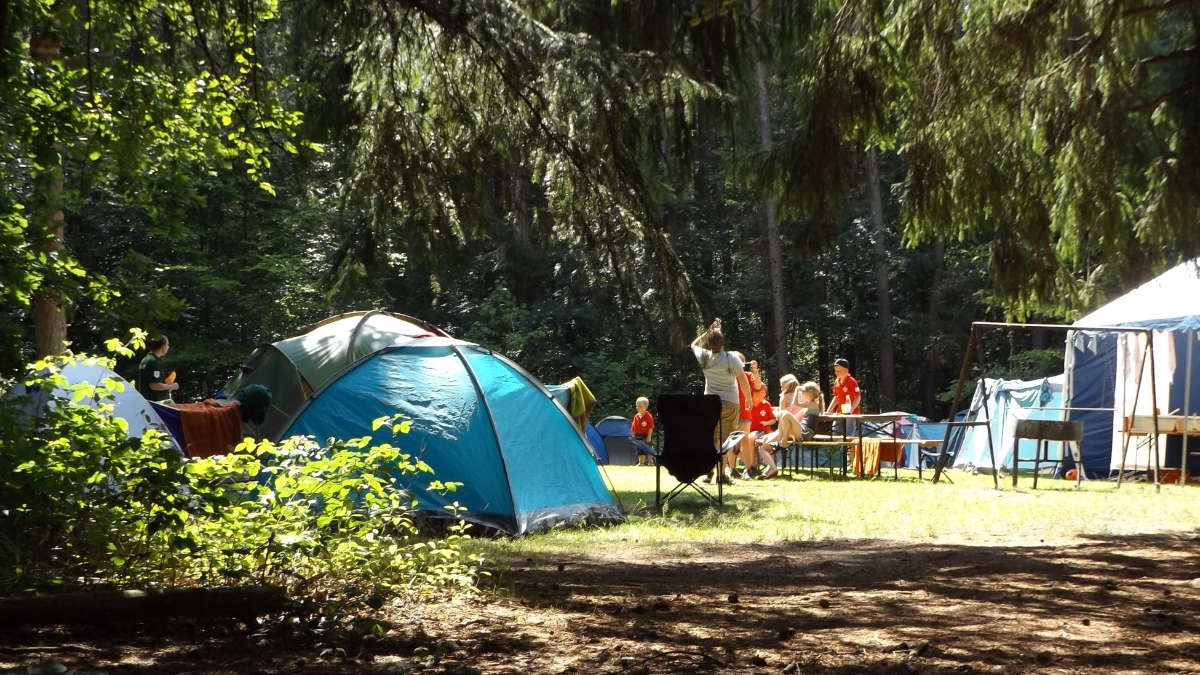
xmin=449 ymin=345 xmax=522 ymax=534
xmin=1117 ymin=334 xmax=1150 ymax=487
xmin=1183 ymin=329 xmax=1194 ymax=486
xmin=1064 ymin=330 xmax=1083 ymax=488
xmin=1149 ymin=332 xmax=1161 ymax=492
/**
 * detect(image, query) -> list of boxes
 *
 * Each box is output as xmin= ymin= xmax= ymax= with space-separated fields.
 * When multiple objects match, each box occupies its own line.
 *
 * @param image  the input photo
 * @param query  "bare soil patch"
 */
xmin=4 ymin=532 xmax=1199 ymax=674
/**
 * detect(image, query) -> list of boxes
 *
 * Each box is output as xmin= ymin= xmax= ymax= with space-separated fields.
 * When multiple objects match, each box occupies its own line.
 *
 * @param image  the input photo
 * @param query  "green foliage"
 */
xmin=577 ymin=346 xmax=672 ymax=421
xmin=463 ymin=287 xmax=553 ymax=363
xmin=0 ymin=345 xmax=480 ymax=609
xmin=0 ymin=0 xmax=310 ymax=366
xmin=183 ymin=433 xmax=480 ymax=600
xmin=937 ymin=348 xmax=1065 ymax=404
xmin=880 ymin=0 xmax=1200 ymax=314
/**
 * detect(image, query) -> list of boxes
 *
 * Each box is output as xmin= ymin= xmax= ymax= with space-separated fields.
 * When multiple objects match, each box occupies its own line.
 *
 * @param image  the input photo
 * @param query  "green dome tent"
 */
xmin=224 ymin=311 xmax=620 ymax=535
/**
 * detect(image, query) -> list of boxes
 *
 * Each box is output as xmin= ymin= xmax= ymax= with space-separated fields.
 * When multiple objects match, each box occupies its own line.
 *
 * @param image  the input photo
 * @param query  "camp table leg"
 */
xmin=1033 ymin=439 xmax=1043 ymax=489
xmin=1012 ymin=437 xmax=1020 ymax=488
xmin=892 ymin=419 xmax=899 ymax=480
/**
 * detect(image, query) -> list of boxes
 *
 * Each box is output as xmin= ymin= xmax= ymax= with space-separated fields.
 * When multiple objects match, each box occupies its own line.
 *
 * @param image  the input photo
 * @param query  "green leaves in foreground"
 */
xmin=0 ymin=351 xmax=480 ymax=609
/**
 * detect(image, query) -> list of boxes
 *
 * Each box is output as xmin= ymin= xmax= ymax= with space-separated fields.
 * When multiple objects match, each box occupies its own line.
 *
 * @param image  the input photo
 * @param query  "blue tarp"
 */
xmin=285 ymin=345 xmax=620 ymax=535
xmin=954 ymin=376 xmax=1067 ymax=473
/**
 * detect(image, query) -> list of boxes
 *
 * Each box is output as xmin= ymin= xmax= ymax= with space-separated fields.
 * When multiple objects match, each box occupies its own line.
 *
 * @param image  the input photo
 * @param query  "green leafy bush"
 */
xmin=0 ymin=353 xmax=193 ymax=592
xmin=0 ymin=343 xmax=480 ymax=611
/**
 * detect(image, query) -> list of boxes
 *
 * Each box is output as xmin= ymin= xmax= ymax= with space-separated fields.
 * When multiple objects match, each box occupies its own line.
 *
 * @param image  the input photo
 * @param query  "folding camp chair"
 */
xmin=655 ymin=394 xmax=726 ymax=509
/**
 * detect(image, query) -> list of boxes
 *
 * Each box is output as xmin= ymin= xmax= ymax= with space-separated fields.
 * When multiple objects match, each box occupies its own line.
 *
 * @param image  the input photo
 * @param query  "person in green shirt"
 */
xmin=136 ymin=335 xmax=179 ymax=402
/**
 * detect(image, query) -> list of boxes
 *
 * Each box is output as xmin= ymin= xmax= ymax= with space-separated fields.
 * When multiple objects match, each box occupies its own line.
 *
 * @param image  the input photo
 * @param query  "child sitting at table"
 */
xmin=798 ymin=380 xmax=825 ymax=431
xmin=747 ymin=380 xmax=780 ymax=478
xmin=778 ymin=373 xmax=802 ymax=416
xmin=761 ymin=380 xmax=824 ymax=446
xmin=631 ymin=396 xmax=655 ymax=466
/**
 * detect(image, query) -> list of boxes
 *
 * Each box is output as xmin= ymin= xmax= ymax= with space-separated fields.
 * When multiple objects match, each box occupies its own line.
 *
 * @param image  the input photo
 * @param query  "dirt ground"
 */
xmin=4 ymin=532 xmax=1200 ymax=674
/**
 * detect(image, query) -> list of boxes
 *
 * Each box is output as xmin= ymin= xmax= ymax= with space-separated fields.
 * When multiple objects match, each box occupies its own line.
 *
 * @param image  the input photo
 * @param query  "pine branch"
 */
xmin=1080 ymin=1 xmax=1123 ymax=62
xmin=1131 ymin=81 xmax=1196 ymax=112
xmin=1134 ymin=48 xmax=1199 ymax=69
xmin=1123 ymin=0 xmax=1200 ymax=19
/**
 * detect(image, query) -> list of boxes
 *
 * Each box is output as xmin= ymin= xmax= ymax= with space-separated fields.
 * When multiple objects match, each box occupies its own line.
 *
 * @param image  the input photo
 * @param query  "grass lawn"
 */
xmin=473 ymin=465 xmax=1200 ymax=559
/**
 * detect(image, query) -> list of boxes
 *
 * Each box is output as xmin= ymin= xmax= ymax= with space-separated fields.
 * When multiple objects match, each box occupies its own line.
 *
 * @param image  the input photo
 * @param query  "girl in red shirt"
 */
xmin=748 ymin=382 xmax=780 ymax=478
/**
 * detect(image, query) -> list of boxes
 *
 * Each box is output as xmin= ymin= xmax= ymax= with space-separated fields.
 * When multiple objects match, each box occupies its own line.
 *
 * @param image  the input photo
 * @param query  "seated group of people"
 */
xmin=691 ymin=319 xmax=859 ymax=484
xmin=725 ymin=367 xmax=826 ymax=481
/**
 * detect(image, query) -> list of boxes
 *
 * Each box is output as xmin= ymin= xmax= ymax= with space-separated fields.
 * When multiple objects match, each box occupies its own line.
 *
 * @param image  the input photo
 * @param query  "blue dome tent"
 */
xmin=224 ymin=311 xmax=621 ymax=535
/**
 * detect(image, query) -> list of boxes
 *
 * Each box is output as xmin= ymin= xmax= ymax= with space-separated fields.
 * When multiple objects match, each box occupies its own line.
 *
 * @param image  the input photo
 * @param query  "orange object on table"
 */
xmin=164 ymin=370 xmax=176 ymax=384
xmin=850 ymin=438 xmax=905 ymax=476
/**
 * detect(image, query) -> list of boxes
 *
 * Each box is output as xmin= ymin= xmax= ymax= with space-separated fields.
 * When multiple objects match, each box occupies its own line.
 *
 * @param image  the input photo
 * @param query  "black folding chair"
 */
xmin=655 ymin=394 xmax=725 ymax=509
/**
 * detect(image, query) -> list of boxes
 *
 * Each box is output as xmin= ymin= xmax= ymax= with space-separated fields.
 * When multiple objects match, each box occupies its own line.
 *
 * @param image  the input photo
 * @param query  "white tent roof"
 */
xmin=8 ymin=359 xmax=181 ymax=453
xmin=1075 ymin=258 xmax=1200 ymax=327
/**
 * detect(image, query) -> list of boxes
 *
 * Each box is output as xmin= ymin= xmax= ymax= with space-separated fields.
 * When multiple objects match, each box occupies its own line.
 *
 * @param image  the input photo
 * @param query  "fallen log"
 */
xmin=0 ymin=585 xmax=290 ymax=627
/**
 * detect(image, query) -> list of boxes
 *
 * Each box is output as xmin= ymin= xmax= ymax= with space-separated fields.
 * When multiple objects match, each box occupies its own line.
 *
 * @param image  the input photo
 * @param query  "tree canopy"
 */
xmin=3 ymin=0 xmax=1195 ymax=419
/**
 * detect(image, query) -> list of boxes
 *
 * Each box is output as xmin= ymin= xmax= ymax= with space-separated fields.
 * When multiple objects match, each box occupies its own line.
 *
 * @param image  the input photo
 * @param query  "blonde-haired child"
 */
xmin=799 ymin=380 xmax=825 ymax=414
xmin=779 ymin=374 xmax=801 ymax=414
xmin=631 ymin=396 xmax=655 ymax=466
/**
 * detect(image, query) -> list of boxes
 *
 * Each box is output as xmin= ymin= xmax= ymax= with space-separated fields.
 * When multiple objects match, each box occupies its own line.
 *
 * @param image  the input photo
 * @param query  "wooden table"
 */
xmin=821 ymin=413 xmax=908 ymax=477
xmin=1124 ymin=414 xmax=1200 ymax=485
xmin=1127 ymin=414 xmax=1200 ymax=435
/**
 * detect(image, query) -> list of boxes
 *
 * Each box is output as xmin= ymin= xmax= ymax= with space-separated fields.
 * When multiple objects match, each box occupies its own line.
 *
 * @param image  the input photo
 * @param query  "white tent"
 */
xmin=1064 ymin=259 xmax=1200 ymax=477
xmin=7 ymin=358 xmax=181 ymax=453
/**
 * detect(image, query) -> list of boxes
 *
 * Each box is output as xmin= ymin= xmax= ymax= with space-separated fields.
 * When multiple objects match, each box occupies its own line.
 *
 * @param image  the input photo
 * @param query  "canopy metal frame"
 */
xmin=932 ymin=321 xmax=1166 ymax=491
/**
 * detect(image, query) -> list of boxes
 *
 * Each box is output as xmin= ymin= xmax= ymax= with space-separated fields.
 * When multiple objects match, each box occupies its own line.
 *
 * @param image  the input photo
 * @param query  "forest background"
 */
xmin=4 ymin=0 xmax=1198 ymax=422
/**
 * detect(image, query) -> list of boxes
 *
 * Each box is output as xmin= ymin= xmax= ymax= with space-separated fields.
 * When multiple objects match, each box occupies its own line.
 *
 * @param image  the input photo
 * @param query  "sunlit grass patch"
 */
xmin=471 ymin=465 xmax=1200 ymax=561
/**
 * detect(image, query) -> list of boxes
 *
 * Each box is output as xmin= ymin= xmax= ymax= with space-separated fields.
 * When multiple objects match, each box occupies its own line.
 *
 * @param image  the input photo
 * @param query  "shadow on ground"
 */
xmin=4 ymin=532 xmax=1198 ymax=674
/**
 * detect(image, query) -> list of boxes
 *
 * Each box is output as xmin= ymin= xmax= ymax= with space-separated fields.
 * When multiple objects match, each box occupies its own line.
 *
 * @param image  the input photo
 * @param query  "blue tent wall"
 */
xmin=460 ymin=349 xmax=615 ymax=527
xmin=1069 ymin=319 xmax=1200 ymax=477
xmin=1068 ymin=333 xmax=1119 ymax=477
xmin=284 ymin=345 xmax=618 ymax=535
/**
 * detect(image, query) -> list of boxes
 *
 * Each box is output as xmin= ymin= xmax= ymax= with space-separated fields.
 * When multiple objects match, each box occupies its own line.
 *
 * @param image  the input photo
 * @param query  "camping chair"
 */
xmin=655 ymin=394 xmax=726 ymax=509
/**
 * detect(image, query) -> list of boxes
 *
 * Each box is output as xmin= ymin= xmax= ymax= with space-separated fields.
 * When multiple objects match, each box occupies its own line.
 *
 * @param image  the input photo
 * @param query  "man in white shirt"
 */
xmin=691 ymin=319 xmax=751 ymax=484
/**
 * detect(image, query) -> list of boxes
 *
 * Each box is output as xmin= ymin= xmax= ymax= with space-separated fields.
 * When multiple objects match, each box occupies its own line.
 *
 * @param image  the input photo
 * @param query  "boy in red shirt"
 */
xmin=632 ymin=396 xmax=655 ymax=466
xmin=826 ymin=358 xmax=861 ymax=436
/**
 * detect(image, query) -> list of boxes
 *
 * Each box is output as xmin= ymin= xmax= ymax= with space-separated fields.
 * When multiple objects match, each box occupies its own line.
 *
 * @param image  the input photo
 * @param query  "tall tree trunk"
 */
xmin=30 ymin=31 xmax=68 ymax=357
xmin=921 ymin=237 xmax=946 ymax=416
xmin=752 ymin=4 xmax=789 ymax=393
xmin=866 ymin=148 xmax=895 ymax=410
